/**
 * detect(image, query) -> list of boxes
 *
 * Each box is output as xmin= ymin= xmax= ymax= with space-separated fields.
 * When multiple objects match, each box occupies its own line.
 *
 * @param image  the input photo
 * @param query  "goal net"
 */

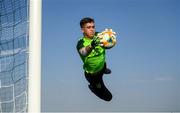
xmin=0 ymin=0 xmax=39 ymax=112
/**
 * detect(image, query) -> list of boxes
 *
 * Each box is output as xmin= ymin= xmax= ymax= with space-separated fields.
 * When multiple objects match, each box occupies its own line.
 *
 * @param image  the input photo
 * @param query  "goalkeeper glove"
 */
xmin=91 ymin=39 xmax=98 ymax=48
xmin=91 ymin=32 xmax=100 ymax=48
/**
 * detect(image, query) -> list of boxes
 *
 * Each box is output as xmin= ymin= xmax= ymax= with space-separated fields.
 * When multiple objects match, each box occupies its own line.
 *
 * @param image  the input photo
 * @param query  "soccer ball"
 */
xmin=97 ymin=28 xmax=117 ymax=49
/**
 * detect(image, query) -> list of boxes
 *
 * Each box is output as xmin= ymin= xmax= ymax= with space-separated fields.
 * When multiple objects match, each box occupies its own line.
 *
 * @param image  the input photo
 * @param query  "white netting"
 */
xmin=0 ymin=0 xmax=28 ymax=112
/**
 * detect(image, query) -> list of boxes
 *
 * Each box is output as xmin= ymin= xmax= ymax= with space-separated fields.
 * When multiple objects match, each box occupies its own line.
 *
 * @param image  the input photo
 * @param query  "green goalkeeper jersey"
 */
xmin=77 ymin=36 xmax=105 ymax=74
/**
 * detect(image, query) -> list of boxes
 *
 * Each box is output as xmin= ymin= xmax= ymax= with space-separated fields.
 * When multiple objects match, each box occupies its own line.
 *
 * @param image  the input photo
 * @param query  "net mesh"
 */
xmin=0 ymin=0 xmax=28 ymax=112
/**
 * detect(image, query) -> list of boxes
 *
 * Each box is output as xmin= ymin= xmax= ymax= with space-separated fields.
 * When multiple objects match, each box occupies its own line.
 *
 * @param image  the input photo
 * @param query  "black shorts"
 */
xmin=84 ymin=63 xmax=107 ymax=88
xmin=84 ymin=63 xmax=112 ymax=101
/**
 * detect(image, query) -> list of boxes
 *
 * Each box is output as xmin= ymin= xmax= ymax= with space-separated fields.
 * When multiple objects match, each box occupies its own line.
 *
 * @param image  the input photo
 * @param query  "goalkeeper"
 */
xmin=76 ymin=17 xmax=112 ymax=101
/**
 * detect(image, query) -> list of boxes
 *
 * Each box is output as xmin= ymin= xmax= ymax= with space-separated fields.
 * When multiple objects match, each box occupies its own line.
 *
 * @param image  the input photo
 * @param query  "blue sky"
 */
xmin=42 ymin=0 xmax=180 ymax=112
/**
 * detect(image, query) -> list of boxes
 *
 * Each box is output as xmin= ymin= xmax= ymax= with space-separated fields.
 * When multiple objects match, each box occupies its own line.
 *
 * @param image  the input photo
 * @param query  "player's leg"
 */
xmin=84 ymin=71 xmax=100 ymax=88
xmin=85 ymin=71 xmax=112 ymax=101
xmin=103 ymin=63 xmax=111 ymax=74
xmin=98 ymin=71 xmax=112 ymax=101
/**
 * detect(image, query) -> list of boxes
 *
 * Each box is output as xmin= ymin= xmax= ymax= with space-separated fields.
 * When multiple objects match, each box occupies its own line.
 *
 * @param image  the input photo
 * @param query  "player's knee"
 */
xmin=104 ymin=93 xmax=112 ymax=101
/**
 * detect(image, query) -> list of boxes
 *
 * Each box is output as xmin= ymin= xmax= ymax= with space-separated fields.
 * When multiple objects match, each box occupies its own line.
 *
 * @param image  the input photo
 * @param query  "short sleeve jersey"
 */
xmin=76 ymin=36 xmax=105 ymax=74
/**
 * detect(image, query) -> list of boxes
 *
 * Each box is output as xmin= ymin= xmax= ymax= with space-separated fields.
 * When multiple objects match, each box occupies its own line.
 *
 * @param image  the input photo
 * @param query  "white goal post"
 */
xmin=0 ymin=0 xmax=42 ymax=112
xmin=28 ymin=0 xmax=42 ymax=112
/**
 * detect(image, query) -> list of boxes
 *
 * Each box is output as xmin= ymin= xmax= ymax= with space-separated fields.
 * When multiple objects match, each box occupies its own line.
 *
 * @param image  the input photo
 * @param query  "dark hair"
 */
xmin=80 ymin=17 xmax=94 ymax=28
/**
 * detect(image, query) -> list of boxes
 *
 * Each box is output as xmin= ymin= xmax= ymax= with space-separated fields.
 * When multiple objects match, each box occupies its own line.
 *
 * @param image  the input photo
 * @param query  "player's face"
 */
xmin=81 ymin=22 xmax=95 ymax=39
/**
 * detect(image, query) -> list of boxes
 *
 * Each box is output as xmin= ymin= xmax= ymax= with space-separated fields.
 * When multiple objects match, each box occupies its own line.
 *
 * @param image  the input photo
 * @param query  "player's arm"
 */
xmin=78 ymin=45 xmax=93 ymax=56
xmin=77 ymin=39 xmax=97 ymax=57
